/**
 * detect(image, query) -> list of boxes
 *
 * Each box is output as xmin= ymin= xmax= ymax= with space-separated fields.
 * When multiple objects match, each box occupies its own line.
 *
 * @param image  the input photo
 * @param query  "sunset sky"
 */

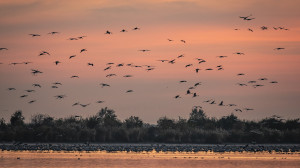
xmin=0 ymin=0 xmax=300 ymax=123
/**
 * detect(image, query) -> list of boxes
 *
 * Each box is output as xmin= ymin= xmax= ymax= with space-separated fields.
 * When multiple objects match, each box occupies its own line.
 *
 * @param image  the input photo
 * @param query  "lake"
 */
xmin=1 ymin=151 xmax=300 ymax=168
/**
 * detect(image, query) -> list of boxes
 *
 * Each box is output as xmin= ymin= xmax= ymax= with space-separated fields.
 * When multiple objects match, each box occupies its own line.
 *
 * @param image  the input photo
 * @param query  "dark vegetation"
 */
xmin=0 ymin=108 xmax=299 ymax=143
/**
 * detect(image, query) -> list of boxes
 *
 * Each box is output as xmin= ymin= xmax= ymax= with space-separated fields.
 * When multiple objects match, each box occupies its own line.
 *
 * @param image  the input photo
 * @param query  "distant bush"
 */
xmin=0 ymin=108 xmax=299 ymax=143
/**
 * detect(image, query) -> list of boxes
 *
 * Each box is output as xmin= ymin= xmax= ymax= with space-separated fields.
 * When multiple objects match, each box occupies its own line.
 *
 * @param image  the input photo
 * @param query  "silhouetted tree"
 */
xmin=157 ymin=117 xmax=175 ymax=129
xmin=124 ymin=116 xmax=143 ymax=128
xmin=188 ymin=108 xmax=207 ymax=128
xmin=10 ymin=110 xmax=24 ymax=127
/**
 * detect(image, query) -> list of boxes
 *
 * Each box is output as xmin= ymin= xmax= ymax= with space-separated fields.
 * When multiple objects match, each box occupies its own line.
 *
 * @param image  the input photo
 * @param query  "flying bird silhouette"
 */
xmin=105 ymin=30 xmax=112 ymax=34
xmin=28 ymin=100 xmax=36 ymax=104
xmin=29 ymin=34 xmax=40 ymax=37
xmin=54 ymin=61 xmax=61 ymax=65
xmin=138 ymin=49 xmax=150 ymax=52
xmin=0 ymin=48 xmax=8 ymax=50
xmin=32 ymin=84 xmax=41 ymax=88
xmin=39 ymin=51 xmax=50 ymax=56
xmin=274 ymin=48 xmax=285 ymax=50
xmin=174 ymin=95 xmax=181 ymax=99
xmin=80 ymin=49 xmax=87 ymax=53
xmin=31 ymin=69 xmax=43 ymax=75
xmin=69 ymin=55 xmax=76 ymax=59
xmin=100 ymin=83 xmax=110 ymax=87
xmin=20 ymin=95 xmax=28 ymax=98
xmin=55 ymin=95 xmax=66 ymax=99
xmin=48 ymin=32 xmax=59 ymax=35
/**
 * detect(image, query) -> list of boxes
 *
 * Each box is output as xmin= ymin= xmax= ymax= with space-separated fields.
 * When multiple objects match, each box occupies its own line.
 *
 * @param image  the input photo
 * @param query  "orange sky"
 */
xmin=0 ymin=0 xmax=300 ymax=123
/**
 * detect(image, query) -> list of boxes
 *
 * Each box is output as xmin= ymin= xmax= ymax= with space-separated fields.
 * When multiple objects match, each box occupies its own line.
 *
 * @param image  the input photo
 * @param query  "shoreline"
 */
xmin=1 ymin=143 xmax=300 ymax=153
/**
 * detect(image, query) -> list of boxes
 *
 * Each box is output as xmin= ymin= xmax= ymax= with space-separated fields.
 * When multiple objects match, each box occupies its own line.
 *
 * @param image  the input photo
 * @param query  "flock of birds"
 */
xmin=235 ymin=14 xmax=289 ymax=32
xmin=1 ymin=14 xmax=286 ymax=115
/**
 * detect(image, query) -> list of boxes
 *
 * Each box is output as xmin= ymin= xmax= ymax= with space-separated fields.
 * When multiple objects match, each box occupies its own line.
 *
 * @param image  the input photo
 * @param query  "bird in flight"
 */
xmin=180 ymin=40 xmax=186 ymax=43
xmin=169 ymin=59 xmax=176 ymax=64
xmin=88 ymin=63 xmax=94 ymax=66
xmin=0 ymin=48 xmax=8 ymax=50
xmin=192 ymin=93 xmax=198 ymax=97
xmin=80 ymin=103 xmax=90 ymax=107
xmin=28 ymin=100 xmax=36 ymax=104
xmin=270 ymin=81 xmax=278 ymax=84
xmin=32 ymin=84 xmax=41 ymax=88
xmin=39 ymin=51 xmax=50 ymax=56
xmin=96 ymin=100 xmax=105 ymax=103
xmin=216 ymin=56 xmax=228 ymax=58
xmin=100 ymin=83 xmax=110 ymax=87
xmin=68 ymin=37 xmax=78 ymax=40
xmin=233 ymin=52 xmax=245 ymax=55
xmin=236 ymin=83 xmax=247 ymax=86
xmin=69 ymin=55 xmax=76 ymax=59
xmin=54 ymin=61 xmax=61 ymax=65
xmin=157 ymin=60 xmax=168 ymax=63
xmin=106 ymin=74 xmax=116 ymax=78
xmin=235 ymin=109 xmax=242 ymax=112
xmin=174 ymin=95 xmax=181 ymax=99
xmin=77 ymin=36 xmax=87 ymax=39
xmin=126 ymin=90 xmax=134 ymax=93
xmin=195 ymin=68 xmax=200 ymax=73
xmin=261 ymin=26 xmax=268 ymax=30
xmin=48 ymin=32 xmax=59 ymax=35
xmin=274 ymin=48 xmax=285 ymax=50
xmin=138 ymin=49 xmax=150 ymax=52
xmin=55 ymin=95 xmax=66 ymax=99
xmin=120 ymin=29 xmax=127 ymax=32
xmin=219 ymin=101 xmax=224 ymax=106
xmin=104 ymin=66 xmax=111 ymax=71
xmin=105 ymin=30 xmax=112 ymax=34
xmin=25 ymin=89 xmax=35 ymax=93
xmin=72 ymin=102 xmax=80 ymax=106
xmin=258 ymin=78 xmax=268 ymax=81
xmin=53 ymin=82 xmax=62 ymax=85
xmin=8 ymin=88 xmax=16 ymax=91
xmin=23 ymin=62 xmax=32 ymax=65
xmin=248 ymin=28 xmax=253 ymax=32
xmin=71 ymin=75 xmax=79 ymax=78
xmin=239 ymin=14 xmax=255 ymax=21
xmin=31 ymin=69 xmax=43 ymax=75
xmin=167 ymin=39 xmax=173 ymax=42
xmin=29 ymin=34 xmax=41 ymax=37
xmin=253 ymin=84 xmax=264 ymax=88
xmin=20 ymin=95 xmax=28 ymax=98
xmin=227 ymin=104 xmax=237 ymax=107
xmin=185 ymin=64 xmax=193 ymax=68
xmin=133 ymin=27 xmax=140 ymax=30
xmin=177 ymin=54 xmax=184 ymax=58
xmin=123 ymin=75 xmax=133 ymax=78
xmin=237 ymin=73 xmax=245 ymax=76
xmin=80 ymin=49 xmax=87 ymax=53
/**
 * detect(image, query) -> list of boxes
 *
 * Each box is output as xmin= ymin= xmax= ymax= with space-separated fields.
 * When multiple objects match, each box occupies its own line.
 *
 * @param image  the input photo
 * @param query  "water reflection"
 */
xmin=1 ymin=151 xmax=300 ymax=168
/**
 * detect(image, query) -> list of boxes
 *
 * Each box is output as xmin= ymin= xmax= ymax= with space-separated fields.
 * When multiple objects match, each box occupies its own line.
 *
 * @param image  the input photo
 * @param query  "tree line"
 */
xmin=0 ymin=107 xmax=299 ymax=143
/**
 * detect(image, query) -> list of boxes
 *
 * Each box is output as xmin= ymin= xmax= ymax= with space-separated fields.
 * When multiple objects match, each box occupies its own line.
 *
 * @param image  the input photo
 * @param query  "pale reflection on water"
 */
xmin=1 ymin=151 xmax=300 ymax=168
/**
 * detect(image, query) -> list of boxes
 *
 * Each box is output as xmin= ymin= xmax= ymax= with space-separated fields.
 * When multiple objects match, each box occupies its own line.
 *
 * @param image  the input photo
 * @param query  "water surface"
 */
xmin=1 ymin=151 xmax=299 ymax=168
